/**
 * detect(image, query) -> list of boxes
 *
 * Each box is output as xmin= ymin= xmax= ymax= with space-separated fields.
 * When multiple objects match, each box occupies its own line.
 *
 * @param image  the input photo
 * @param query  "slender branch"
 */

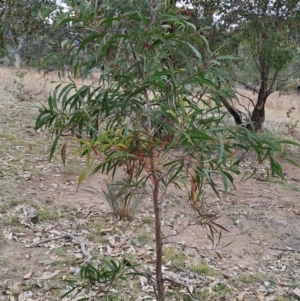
xmin=234 ymin=79 xmax=259 ymax=98
xmin=162 ymin=221 xmax=193 ymax=243
xmin=253 ymin=56 xmax=261 ymax=73
xmin=267 ymin=69 xmax=279 ymax=96
xmin=233 ymin=86 xmax=255 ymax=107
xmin=157 ymin=162 xmax=186 ymax=182
xmin=28 ymin=233 xmax=92 ymax=262
xmin=122 ymin=24 xmax=151 ymax=131
xmin=233 ymin=95 xmax=253 ymax=121
xmin=270 ymin=246 xmax=300 ymax=253
xmin=276 ymin=71 xmax=299 ymax=94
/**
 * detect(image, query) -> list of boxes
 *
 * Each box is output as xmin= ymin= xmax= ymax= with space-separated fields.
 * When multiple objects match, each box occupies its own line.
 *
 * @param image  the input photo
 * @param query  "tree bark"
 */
xmin=219 ymin=95 xmax=243 ymax=125
xmin=150 ymin=157 xmax=165 ymax=301
xmin=14 ymin=38 xmax=23 ymax=69
xmin=250 ymin=101 xmax=265 ymax=131
xmin=250 ymin=56 xmax=268 ymax=131
xmin=15 ymin=50 xmax=21 ymax=68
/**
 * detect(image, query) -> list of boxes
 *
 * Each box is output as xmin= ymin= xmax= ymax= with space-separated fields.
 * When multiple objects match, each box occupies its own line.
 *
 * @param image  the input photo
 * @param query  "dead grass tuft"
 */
xmin=0 ymin=66 xmax=99 ymax=102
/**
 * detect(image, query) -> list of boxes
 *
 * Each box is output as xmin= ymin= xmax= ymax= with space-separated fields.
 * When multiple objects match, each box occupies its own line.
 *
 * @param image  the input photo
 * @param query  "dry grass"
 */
xmin=0 ymin=66 xmax=100 ymax=102
xmin=0 ymin=67 xmax=59 ymax=100
xmin=0 ymin=66 xmax=299 ymax=134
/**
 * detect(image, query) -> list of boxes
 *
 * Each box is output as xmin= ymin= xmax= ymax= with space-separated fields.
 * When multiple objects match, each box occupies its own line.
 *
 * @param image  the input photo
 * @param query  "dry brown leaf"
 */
xmin=291 ymin=288 xmax=300 ymax=298
xmin=100 ymin=228 xmax=113 ymax=233
xmin=108 ymin=235 xmax=116 ymax=247
xmin=137 ymin=248 xmax=146 ymax=256
xmin=236 ymin=291 xmax=246 ymax=301
xmin=254 ymin=291 xmax=265 ymax=301
xmin=49 ymin=229 xmax=61 ymax=235
xmin=106 ymin=244 xmax=112 ymax=255
xmin=3 ymin=229 xmax=13 ymax=240
xmin=23 ymin=269 xmax=32 ymax=279
xmin=18 ymin=293 xmax=25 ymax=301
xmin=38 ymin=270 xmax=61 ymax=280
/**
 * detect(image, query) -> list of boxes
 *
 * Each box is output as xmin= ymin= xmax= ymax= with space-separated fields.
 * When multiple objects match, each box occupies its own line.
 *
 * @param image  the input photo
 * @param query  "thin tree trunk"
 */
xmin=150 ymin=157 xmax=164 ymax=301
xmin=15 ymin=50 xmax=21 ymax=68
xmin=250 ymin=101 xmax=265 ymax=131
xmin=14 ymin=38 xmax=24 ymax=69
xmin=250 ymin=57 xmax=268 ymax=131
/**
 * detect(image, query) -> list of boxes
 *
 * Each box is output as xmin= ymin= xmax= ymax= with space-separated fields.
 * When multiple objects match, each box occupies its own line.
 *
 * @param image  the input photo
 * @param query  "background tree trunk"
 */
xmin=14 ymin=51 xmax=21 ymax=68
xmin=14 ymin=39 xmax=23 ymax=68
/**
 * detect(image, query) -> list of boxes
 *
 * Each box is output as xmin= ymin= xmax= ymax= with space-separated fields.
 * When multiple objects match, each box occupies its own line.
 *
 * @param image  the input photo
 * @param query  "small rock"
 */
xmin=236 ymin=291 xmax=246 ymax=301
xmin=265 ymin=294 xmax=276 ymax=301
xmin=234 ymin=219 xmax=240 ymax=226
xmin=184 ymin=260 xmax=192 ymax=268
xmin=132 ymin=238 xmax=142 ymax=248
xmin=291 ymin=288 xmax=300 ymax=298
xmin=264 ymin=281 xmax=270 ymax=287
xmin=281 ymin=266 xmax=287 ymax=272
xmin=255 ymin=291 xmax=265 ymax=301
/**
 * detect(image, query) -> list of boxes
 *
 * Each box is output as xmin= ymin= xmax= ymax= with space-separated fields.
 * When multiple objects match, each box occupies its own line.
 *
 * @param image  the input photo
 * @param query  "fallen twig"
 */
xmin=28 ymin=233 xmax=92 ymax=262
xmin=270 ymin=246 xmax=300 ymax=253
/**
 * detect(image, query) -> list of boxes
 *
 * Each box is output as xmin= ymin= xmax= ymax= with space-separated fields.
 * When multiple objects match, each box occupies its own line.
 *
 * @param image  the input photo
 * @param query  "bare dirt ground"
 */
xmin=1 ymin=67 xmax=300 ymax=301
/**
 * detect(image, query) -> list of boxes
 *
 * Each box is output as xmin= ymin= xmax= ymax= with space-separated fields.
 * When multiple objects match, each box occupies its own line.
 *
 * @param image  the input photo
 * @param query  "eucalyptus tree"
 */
xmin=35 ymin=0 xmax=298 ymax=300
xmin=0 ymin=0 xmax=69 ymax=68
xmin=191 ymin=0 xmax=300 ymax=131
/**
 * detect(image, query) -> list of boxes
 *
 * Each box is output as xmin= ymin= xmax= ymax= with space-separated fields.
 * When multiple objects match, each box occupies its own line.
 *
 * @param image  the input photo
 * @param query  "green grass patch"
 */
xmin=87 ymin=221 xmax=109 ymax=243
xmin=212 ymin=283 xmax=232 ymax=294
xmin=0 ymin=132 xmax=17 ymax=140
xmin=90 ymin=250 xmax=103 ymax=260
xmin=227 ymin=213 xmax=238 ymax=222
xmin=37 ymin=207 xmax=60 ymax=221
xmin=2 ymin=216 xmax=21 ymax=226
xmin=237 ymin=272 xmax=276 ymax=285
xmin=54 ymin=246 xmax=68 ymax=257
xmin=191 ymin=262 xmax=214 ymax=276
xmin=171 ymin=289 xmax=210 ymax=301
xmin=0 ymin=204 xmax=9 ymax=214
xmin=274 ymin=296 xmax=295 ymax=301
xmin=163 ymin=247 xmax=189 ymax=271
xmin=140 ymin=215 xmax=153 ymax=225
xmin=137 ymin=233 xmax=149 ymax=246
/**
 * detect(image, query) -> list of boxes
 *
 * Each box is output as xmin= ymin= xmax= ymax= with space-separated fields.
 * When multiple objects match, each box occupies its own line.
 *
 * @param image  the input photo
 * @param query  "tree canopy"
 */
xmin=192 ymin=0 xmax=300 ymax=130
xmin=0 ymin=0 xmax=69 ymax=67
xmin=34 ymin=1 xmax=300 ymax=300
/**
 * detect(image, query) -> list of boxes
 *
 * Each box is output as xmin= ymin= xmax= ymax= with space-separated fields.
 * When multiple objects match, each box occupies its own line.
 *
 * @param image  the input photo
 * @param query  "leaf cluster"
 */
xmin=61 ymin=260 xmax=140 ymax=300
xmin=35 ymin=0 xmax=299 ymax=212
